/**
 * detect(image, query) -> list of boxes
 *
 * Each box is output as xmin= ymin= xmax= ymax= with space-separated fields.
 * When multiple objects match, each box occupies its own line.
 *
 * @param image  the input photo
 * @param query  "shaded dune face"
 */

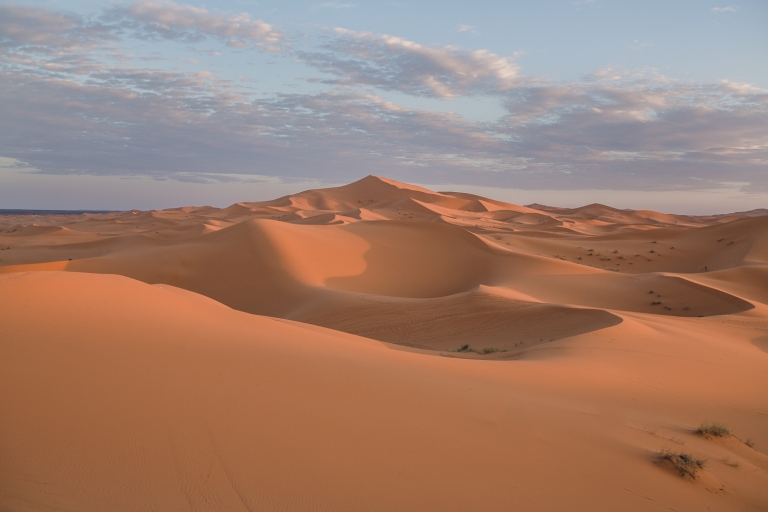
xmin=0 ymin=175 xmax=765 ymax=351
xmin=291 ymin=285 xmax=624 ymax=351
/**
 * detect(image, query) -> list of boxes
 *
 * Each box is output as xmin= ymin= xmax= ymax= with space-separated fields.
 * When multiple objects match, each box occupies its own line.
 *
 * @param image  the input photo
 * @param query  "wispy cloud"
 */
xmin=318 ymin=2 xmax=356 ymax=9
xmin=106 ymin=1 xmax=282 ymax=49
xmin=456 ymin=24 xmax=476 ymax=33
xmin=499 ymin=74 xmax=768 ymax=190
xmin=1 ymin=54 xmax=766 ymax=192
xmin=630 ymin=40 xmax=654 ymax=50
xmin=300 ymin=28 xmax=520 ymax=98
xmin=0 ymin=1 xmax=283 ymax=53
xmin=0 ymin=4 xmax=110 ymax=49
xmin=712 ymin=6 xmax=737 ymax=13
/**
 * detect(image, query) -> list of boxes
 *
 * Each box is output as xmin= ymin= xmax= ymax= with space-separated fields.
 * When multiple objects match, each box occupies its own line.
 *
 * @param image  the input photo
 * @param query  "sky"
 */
xmin=0 ymin=0 xmax=766 ymax=212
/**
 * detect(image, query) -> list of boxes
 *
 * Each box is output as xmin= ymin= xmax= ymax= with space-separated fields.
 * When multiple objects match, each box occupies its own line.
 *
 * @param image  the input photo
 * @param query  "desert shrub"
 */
xmin=659 ymin=449 xmax=706 ymax=478
xmin=697 ymin=422 xmax=731 ymax=437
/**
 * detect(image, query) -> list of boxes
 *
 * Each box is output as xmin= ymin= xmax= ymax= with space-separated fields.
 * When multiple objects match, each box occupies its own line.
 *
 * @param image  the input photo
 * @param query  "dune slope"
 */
xmin=2 ymin=176 xmax=768 ymax=509
xmin=1 ymin=271 xmax=767 ymax=511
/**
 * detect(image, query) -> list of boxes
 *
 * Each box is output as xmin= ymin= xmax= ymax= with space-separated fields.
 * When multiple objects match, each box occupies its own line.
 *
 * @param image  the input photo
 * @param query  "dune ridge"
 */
xmin=1 ymin=175 xmax=765 ymax=349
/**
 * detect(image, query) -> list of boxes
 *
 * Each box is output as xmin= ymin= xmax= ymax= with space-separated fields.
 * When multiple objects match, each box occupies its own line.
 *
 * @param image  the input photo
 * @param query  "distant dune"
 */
xmin=1 ymin=176 xmax=767 ymax=511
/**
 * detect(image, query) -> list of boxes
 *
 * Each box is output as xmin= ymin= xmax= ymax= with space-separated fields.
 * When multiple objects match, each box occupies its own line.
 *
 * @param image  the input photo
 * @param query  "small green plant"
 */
xmin=697 ymin=422 xmax=731 ymax=437
xmin=457 ymin=344 xmax=471 ymax=352
xmin=745 ymin=438 xmax=756 ymax=448
xmin=482 ymin=347 xmax=499 ymax=354
xmin=723 ymin=459 xmax=740 ymax=468
xmin=659 ymin=449 xmax=706 ymax=478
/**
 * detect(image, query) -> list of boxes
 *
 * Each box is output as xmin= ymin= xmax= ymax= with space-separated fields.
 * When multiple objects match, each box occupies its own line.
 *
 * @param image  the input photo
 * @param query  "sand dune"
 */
xmin=2 ymin=176 xmax=768 ymax=510
xmin=292 ymin=284 xmax=623 ymax=351
xmin=2 ymin=271 xmax=768 ymax=511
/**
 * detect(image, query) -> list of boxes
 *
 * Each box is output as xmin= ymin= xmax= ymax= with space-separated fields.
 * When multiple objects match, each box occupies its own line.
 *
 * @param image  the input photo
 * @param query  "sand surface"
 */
xmin=1 ymin=176 xmax=767 ymax=510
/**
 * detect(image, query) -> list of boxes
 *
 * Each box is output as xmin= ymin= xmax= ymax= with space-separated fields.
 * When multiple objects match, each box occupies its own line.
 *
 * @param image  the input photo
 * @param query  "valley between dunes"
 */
xmin=1 ymin=176 xmax=767 ymax=511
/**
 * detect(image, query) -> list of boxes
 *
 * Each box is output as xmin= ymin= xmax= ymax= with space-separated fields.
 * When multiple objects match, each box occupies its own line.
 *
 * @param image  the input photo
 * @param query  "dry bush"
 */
xmin=697 ymin=422 xmax=731 ymax=437
xmin=659 ymin=449 xmax=706 ymax=478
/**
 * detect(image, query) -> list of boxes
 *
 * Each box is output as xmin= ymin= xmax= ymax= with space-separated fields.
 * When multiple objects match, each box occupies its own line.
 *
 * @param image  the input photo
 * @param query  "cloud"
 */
xmin=457 ymin=25 xmax=476 ymax=33
xmin=107 ymin=1 xmax=282 ymax=47
xmin=300 ymin=28 xmax=520 ymax=98
xmin=0 ymin=1 xmax=283 ymax=59
xmin=712 ymin=6 xmax=737 ymax=13
xmin=0 ymin=62 xmax=507 ymax=182
xmin=0 ymin=5 xmax=78 ymax=46
xmin=630 ymin=40 xmax=654 ymax=50
xmin=0 ymin=4 xmax=109 ymax=49
xmin=318 ymin=2 xmax=356 ymax=9
xmin=0 ymin=3 xmax=766 ymax=195
xmin=496 ymin=75 xmax=768 ymax=190
xmin=1 ymin=54 xmax=766 ymax=193
xmin=720 ymin=79 xmax=767 ymax=95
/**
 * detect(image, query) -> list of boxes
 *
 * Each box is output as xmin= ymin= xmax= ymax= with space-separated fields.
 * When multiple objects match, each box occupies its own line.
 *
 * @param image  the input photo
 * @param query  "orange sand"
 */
xmin=1 ymin=176 xmax=767 ymax=510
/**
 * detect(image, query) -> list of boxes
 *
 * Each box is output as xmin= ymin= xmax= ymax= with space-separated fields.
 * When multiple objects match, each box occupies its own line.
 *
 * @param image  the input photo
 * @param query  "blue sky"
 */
xmin=0 ymin=0 xmax=766 ymax=212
